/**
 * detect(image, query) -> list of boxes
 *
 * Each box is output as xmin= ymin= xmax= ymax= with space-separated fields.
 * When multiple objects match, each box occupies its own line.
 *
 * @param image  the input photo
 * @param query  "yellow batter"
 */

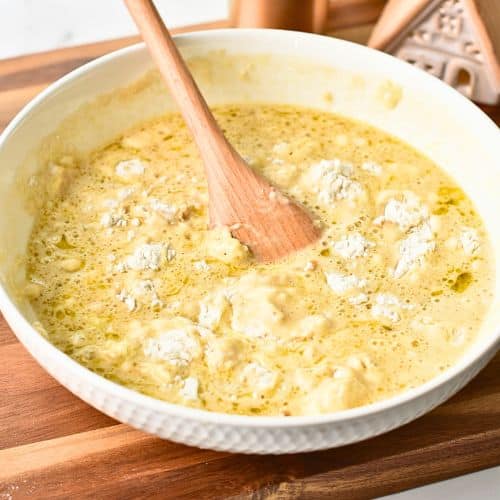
xmin=25 ymin=105 xmax=494 ymax=416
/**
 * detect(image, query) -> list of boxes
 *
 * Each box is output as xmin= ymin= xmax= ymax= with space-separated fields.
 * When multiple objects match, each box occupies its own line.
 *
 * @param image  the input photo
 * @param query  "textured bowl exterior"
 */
xmin=0 ymin=30 xmax=499 ymax=454
xmin=6 ymin=311 xmax=499 ymax=454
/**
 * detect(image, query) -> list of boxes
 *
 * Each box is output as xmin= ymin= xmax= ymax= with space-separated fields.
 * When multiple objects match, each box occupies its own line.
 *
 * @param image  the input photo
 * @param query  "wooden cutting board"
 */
xmin=1 ymin=18 xmax=500 ymax=500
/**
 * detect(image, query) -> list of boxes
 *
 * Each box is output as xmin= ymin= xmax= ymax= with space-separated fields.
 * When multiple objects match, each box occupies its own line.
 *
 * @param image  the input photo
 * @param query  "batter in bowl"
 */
xmin=25 ymin=104 xmax=494 ymax=416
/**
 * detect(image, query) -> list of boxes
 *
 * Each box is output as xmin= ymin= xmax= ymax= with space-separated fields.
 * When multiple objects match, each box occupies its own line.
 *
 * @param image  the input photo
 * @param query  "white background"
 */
xmin=0 ymin=0 xmax=228 ymax=59
xmin=0 ymin=1 xmax=498 ymax=498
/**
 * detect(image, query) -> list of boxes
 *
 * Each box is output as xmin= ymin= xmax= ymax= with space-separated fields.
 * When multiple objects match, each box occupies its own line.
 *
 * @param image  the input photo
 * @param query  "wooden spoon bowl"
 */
xmin=124 ymin=0 xmax=320 ymax=262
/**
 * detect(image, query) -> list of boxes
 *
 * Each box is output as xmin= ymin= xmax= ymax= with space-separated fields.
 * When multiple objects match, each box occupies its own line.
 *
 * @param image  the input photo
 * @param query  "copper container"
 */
xmin=230 ymin=0 xmax=329 ymax=33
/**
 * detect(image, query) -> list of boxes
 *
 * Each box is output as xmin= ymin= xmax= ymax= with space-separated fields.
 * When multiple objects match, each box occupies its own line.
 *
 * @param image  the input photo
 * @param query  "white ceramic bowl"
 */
xmin=0 ymin=29 xmax=499 ymax=454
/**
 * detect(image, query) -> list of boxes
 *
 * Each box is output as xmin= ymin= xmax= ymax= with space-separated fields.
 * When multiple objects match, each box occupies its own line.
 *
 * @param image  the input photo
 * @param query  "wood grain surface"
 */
xmin=1 ymin=15 xmax=499 ymax=500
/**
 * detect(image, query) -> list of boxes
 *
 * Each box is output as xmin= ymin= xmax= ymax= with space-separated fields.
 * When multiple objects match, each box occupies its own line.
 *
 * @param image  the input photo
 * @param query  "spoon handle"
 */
xmin=124 ymin=0 xmax=320 ymax=262
xmin=124 ymin=0 xmax=237 ymax=171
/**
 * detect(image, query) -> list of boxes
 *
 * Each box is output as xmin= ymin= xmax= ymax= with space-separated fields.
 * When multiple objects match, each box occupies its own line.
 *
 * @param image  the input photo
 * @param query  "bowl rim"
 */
xmin=0 ymin=28 xmax=498 ymax=428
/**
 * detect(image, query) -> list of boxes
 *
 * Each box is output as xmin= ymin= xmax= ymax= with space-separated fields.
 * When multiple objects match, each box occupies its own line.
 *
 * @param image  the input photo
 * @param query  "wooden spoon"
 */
xmin=124 ymin=0 xmax=320 ymax=262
